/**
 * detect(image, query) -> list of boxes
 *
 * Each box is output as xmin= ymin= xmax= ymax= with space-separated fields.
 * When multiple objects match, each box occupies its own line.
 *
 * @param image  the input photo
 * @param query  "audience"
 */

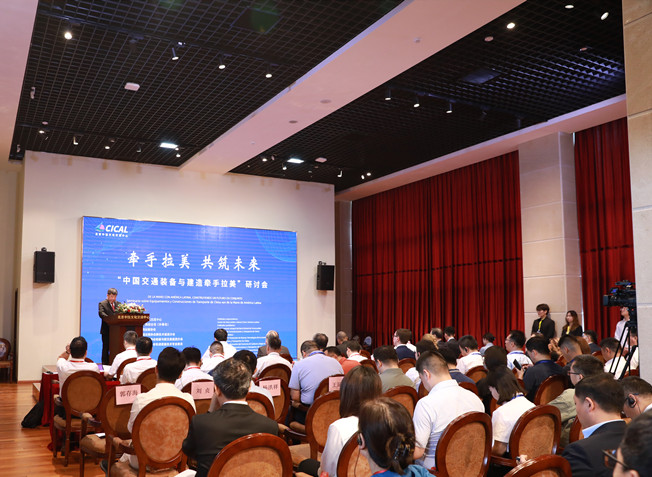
xmin=412 ymin=351 xmax=483 ymax=469
xmin=175 ymin=346 xmax=212 ymax=390
xmin=505 ymin=330 xmax=532 ymax=371
xmin=557 ymin=334 xmax=584 ymax=374
xmin=257 ymin=329 xmax=291 ymax=358
xmin=200 ymin=341 xmax=225 ymax=373
xmin=480 ymin=332 xmax=495 ymax=355
xmin=601 ymin=337 xmax=628 ymax=379
xmin=120 ymin=336 xmax=156 ymax=384
xmin=561 ymin=373 xmax=626 ymax=477
xmin=517 ymin=336 xmax=564 ymax=401
xmin=530 ymin=303 xmax=555 ymax=342
xmin=442 ymin=326 xmax=460 ymax=358
xmin=582 ymin=330 xmax=601 ymax=354
xmin=611 ymin=412 xmax=652 ymax=477
xmin=476 ymin=345 xmax=508 ymax=414
xmin=406 ymin=339 xmax=438 ymax=389
xmin=253 ymin=332 xmax=292 ymax=378
xmin=373 ymin=345 xmax=416 ymax=393
xmin=429 ymin=327 xmax=443 ymax=344
xmin=104 ymin=330 xmax=138 ymax=378
xmin=232 ymin=350 xmax=274 ymax=411
xmin=335 ymin=330 xmax=349 ymax=355
xmin=621 ymin=376 xmax=652 ymax=419
xmin=343 ymin=340 xmax=366 ymax=362
xmin=201 ymin=328 xmax=236 ymax=361
xmin=393 ymin=328 xmax=416 ymax=360
xmin=561 ymin=310 xmax=583 ymax=337
xmin=313 ymin=333 xmax=329 ymax=351
xmin=456 ymin=335 xmax=484 ymax=374
xmin=437 ymin=346 xmax=475 ymax=385
xmin=56 ymin=336 xmax=99 ymax=387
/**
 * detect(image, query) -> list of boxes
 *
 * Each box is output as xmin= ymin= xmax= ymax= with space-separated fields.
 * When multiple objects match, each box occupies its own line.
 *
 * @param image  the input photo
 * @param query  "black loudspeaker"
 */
xmin=34 ymin=250 xmax=55 ymax=283
xmin=316 ymin=263 xmax=335 ymax=290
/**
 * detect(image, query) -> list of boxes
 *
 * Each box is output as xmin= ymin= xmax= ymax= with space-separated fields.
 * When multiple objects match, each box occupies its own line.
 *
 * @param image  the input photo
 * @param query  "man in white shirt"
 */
xmin=105 ymin=330 xmax=138 ymax=379
xmin=601 ymin=337 xmax=628 ymax=379
xmin=201 ymin=328 xmax=236 ymax=361
xmin=621 ymin=376 xmax=652 ymax=419
xmin=344 ymin=340 xmax=367 ymax=362
xmin=413 ymin=351 xmax=484 ymax=469
xmin=614 ymin=306 xmax=631 ymax=350
xmin=253 ymin=333 xmax=292 ymax=378
xmin=505 ymin=330 xmax=532 ymax=370
xmin=120 ymin=337 xmax=157 ymax=384
xmin=405 ymin=339 xmax=438 ymax=389
xmin=56 ymin=336 xmax=100 ymax=387
xmin=456 ymin=335 xmax=484 ymax=375
xmin=175 ymin=346 xmax=212 ymax=390
xmin=201 ymin=341 xmax=225 ymax=374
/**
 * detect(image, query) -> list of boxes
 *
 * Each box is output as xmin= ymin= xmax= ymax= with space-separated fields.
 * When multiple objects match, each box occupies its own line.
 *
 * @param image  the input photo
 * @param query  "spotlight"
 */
xmin=262 ymin=157 xmax=268 ymax=162
xmin=287 ymin=157 xmax=303 ymax=164
xmin=384 ymin=88 xmax=392 ymax=101
xmin=30 ymin=86 xmax=36 ymax=100
xmin=413 ymin=96 xmax=420 ymax=108
xmin=564 ymin=4 xmax=574 ymax=9
xmin=171 ymin=47 xmax=179 ymax=61
xmin=265 ymin=65 xmax=273 ymax=78
xmin=361 ymin=174 xmax=365 ymax=180
xmin=337 ymin=170 xmax=343 ymax=178
xmin=38 ymin=129 xmax=45 ymax=134
xmin=366 ymin=172 xmax=371 ymax=177
xmin=218 ymin=55 xmax=226 ymax=70
xmin=64 ymin=30 xmax=73 ymax=40
xmin=506 ymin=22 xmax=516 ymax=30
xmin=160 ymin=142 xmax=178 ymax=149
xmin=282 ymin=164 xmax=287 ymax=171
xmin=600 ymin=11 xmax=609 ymax=20
xmin=105 ymin=138 xmax=115 ymax=150
xmin=176 ymin=153 xmax=181 ymax=158
xmin=446 ymin=102 xmax=453 ymax=114
xmin=73 ymin=135 xmax=79 ymax=146
xmin=136 ymin=144 xmax=143 ymax=153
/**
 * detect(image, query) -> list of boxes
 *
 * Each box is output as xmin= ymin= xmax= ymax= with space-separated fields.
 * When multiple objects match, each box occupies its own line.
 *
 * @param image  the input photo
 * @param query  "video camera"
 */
xmin=602 ymin=280 xmax=636 ymax=323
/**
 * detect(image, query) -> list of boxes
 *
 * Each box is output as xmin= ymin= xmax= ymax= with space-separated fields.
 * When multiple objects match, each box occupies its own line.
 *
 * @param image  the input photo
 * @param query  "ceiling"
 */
xmin=5 ymin=0 xmax=626 ymax=195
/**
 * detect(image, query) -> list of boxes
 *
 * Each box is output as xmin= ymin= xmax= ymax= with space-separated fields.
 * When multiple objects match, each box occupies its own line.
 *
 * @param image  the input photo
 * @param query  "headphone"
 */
xmin=357 ymin=434 xmax=363 ymax=446
xmin=626 ymin=393 xmax=638 ymax=408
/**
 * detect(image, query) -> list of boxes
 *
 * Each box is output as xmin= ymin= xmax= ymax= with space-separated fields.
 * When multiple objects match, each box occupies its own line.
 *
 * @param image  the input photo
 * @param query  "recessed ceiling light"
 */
xmin=262 ymin=157 xmax=268 ymax=162
xmin=282 ymin=165 xmax=287 ymax=170
xmin=287 ymin=158 xmax=303 ymax=164
xmin=315 ymin=157 xmax=327 ymax=163
xmin=361 ymin=174 xmax=365 ymax=180
xmin=484 ymin=36 xmax=494 ymax=42
xmin=160 ymin=142 xmax=178 ymax=149
xmin=124 ymin=82 xmax=140 ymax=91
xmin=579 ymin=46 xmax=590 ymax=52
xmin=218 ymin=55 xmax=226 ymax=70
xmin=176 ymin=153 xmax=181 ymax=158
xmin=42 ymin=121 xmax=48 ymax=125
xmin=506 ymin=22 xmax=516 ymax=30
xmin=564 ymin=4 xmax=574 ymax=9
xmin=38 ymin=129 xmax=45 ymax=134
xmin=64 ymin=31 xmax=73 ymax=40
xmin=366 ymin=172 xmax=371 ymax=177
xmin=600 ymin=11 xmax=609 ymax=20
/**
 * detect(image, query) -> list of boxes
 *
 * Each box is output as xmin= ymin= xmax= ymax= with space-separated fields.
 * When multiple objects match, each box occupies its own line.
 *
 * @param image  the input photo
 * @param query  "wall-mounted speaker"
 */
xmin=34 ymin=249 xmax=55 ymax=283
xmin=316 ymin=263 xmax=335 ymax=290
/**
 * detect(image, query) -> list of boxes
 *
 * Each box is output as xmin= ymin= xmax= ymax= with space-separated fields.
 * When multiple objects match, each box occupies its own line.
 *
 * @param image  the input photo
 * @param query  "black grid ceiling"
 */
xmin=232 ymin=0 xmax=625 ymax=191
xmin=10 ymin=0 xmax=402 ymax=166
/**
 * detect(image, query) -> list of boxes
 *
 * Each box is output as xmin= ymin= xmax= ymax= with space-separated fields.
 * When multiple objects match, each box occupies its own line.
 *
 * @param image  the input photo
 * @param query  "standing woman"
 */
xmin=561 ymin=310 xmax=583 ymax=337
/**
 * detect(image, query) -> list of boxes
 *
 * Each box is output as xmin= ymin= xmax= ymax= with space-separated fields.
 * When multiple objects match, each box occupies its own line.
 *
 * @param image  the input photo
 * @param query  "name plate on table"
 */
xmin=191 ymin=381 xmax=214 ymax=399
xmin=329 ymin=376 xmax=344 ymax=392
xmin=116 ymin=384 xmax=142 ymax=405
xmin=259 ymin=379 xmax=282 ymax=397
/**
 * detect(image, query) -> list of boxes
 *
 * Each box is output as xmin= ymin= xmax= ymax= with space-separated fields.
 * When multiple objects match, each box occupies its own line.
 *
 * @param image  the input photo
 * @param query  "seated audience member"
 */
xmin=557 ymin=334 xmax=584 ymax=374
xmin=344 ymin=340 xmax=367 ymax=363
xmin=456 ymin=335 xmax=484 ymax=374
xmin=442 ymin=326 xmax=460 ymax=358
xmin=627 ymin=326 xmax=639 ymax=371
xmin=200 ymin=341 xmax=225 ymax=374
xmin=175 ymin=347 xmax=212 ymax=390
xmin=202 ymin=328 xmax=236 ymax=362
xmin=56 ymin=336 xmax=99 ymax=387
xmin=438 ymin=346 xmax=475 ymax=385
xmin=406 ymin=339 xmax=438 ymax=389
xmin=257 ymin=329 xmax=291 ymax=358
xmin=373 ymin=345 xmax=416 ymax=393
xmin=621 ymin=376 xmax=652 ymax=419
xmin=561 ymin=373 xmax=626 ymax=477
xmin=313 ymin=332 xmax=329 ymax=351
xmin=487 ymin=366 xmax=535 ymax=457
xmin=120 ymin=337 xmax=156 ymax=384
xmin=480 ymin=332 xmax=495 ymax=355
xmin=475 ymin=346 xmax=508 ymax=413
xmin=517 ymin=336 xmax=564 ymax=401
xmin=549 ymin=355 xmax=604 ymax=447
xmin=412 ymin=351 xmax=484 ymax=469
xmin=582 ymin=330 xmax=601 ymax=354
xmin=182 ymin=358 xmax=278 ymax=477
xmin=393 ymin=328 xmax=417 ymax=360
xmin=561 ymin=310 xmax=583 ymax=337
xmin=234 ymin=350 xmax=274 ymax=410
xmin=601 ymin=337 xmax=628 ymax=379
xmin=335 ymin=330 xmax=349 ymax=355
xmin=123 ymin=347 xmax=195 ymax=470
xmin=358 ymin=397 xmax=431 ymax=477
xmin=325 ymin=345 xmax=347 ymax=363
xmin=332 ymin=344 xmax=362 ymax=375
xmin=611 ymin=412 xmax=652 ymax=477
xmin=419 ymin=333 xmax=439 ymax=348
xmin=253 ymin=332 xmax=292 ymax=378
xmin=105 ymin=330 xmax=138 ymax=379
xmin=429 ymin=327 xmax=444 ymax=344
xmin=505 ymin=330 xmax=532 ymax=371
xmin=297 ymin=366 xmax=382 ymax=477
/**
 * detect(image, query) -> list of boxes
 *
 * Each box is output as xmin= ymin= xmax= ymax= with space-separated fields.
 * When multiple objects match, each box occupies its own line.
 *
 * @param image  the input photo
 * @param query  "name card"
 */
xmin=259 ymin=379 xmax=282 ymax=397
xmin=116 ymin=384 xmax=142 ymax=405
xmin=329 ymin=376 xmax=344 ymax=392
xmin=191 ymin=380 xmax=214 ymax=399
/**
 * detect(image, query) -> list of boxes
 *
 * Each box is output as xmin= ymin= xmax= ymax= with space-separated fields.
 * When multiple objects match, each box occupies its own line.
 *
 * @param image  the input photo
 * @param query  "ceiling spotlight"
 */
xmin=64 ymin=30 xmax=73 ymax=40
xmin=484 ymin=36 xmax=494 ymax=42
xmin=579 ymin=46 xmax=590 ymax=52
xmin=361 ymin=174 xmax=365 ymax=180
xmin=413 ymin=96 xmax=420 ymax=108
xmin=38 ymin=129 xmax=45 ymax=134
xmin=73 ymin=135 xmax=79 ymax=146
xmin=265 ymin=65 xmax=273 ymax=78
xmin=160 ymin=142 xmax=178 ymax=149
xmin=506 ymin=22 xmax=516 ymax=30
xmin=30 ymin=86 xmax=36 ymax=100
xmin=16 ymin=144 xmax=21 ymax=153
xmin=218 ymin=55 xmax=226 ymax=70
xmin=287 ymin=157 xmax=303 ymax=164
xmin=262 ymin=157 xmax=268 ymax=162
xmin=104 ymin=144 xmax=111 ymax=150
xmin=600 ymin=11 xmax=609 ymax=20
xmin=282 ymin=164 xmax=287 ymax=171
xmin=384 ymin=88 xmax=392 ymax=101
xmin=446 ymin=102 xmax=453 ymax=114
xmin=136 ymin=144 xmax=143 ymax=153
xmin=105 ymin=138 xmax=115 ymax=150
xmin=171 ymin=47 xmax=179 ymax=61
xmin=337 ymin=170 xmax=343 ymax=178
xmin=176 ymin=153 xmax=181 ymax=158
xmin=564 ymin=4 xmax=574 ymax=9
xmin=366 ymin=172 xmax=371 ymax=177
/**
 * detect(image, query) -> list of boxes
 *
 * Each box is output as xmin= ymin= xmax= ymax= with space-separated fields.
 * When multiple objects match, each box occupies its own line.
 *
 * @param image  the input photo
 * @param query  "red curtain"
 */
xmin=352 ymin=152 xmax=524 ymax=348
xmin=574 ymin=118 xmax=635 ymax=341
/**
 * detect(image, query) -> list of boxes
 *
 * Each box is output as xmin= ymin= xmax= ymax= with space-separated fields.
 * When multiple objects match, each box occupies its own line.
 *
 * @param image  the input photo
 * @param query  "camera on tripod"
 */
xmin=602 ymin=280 xmax=636 ymax=323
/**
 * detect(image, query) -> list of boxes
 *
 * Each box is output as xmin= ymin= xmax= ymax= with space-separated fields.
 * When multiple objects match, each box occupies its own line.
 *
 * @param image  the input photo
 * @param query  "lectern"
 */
xmin=105 ymin=313 xmax=149 ymax=364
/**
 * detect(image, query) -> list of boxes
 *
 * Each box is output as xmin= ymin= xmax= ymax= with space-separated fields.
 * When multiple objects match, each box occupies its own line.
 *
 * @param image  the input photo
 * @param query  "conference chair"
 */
xmin=257 ymin=377 xmax=290 ymax=423
xmin=313 ymin=374 xmax=344 ymax=400
xmin=398 ymin=358 xmax=416 ymax=373
xmin=115 ymin=357 xmax=137 ymax=381
xmin=136 ymin=367 xmax=157 ymax=391
xmin=465 ymin=365 xmax=487 ymax=383
xmin=417 ymin=382 xmax=429 ymax=400
xmin=504 ymin=454 xmax=572 ymax=477
xmin=430 ymin=411 xmax=492 ymax=477
xmin=206 ymin=433 xmax=292 ymax=477
xmin=257 ymin=362 xmax=291 ymax=382
xmin=567 ymin=417 xmax=583 ymax=443
xmin=280 ymin=353 xmax=294 ymax=364
xmin=336 ymin=432 xmax=371 ymax=477
xmin=459 ymin=381 xmax=479 ymax=396
xmin=592 ymin=350 xmax=605 ymax=363
xmin=52 ymin=370 xmax=107 ymax=466
xmin=181 ymin=379 xmax=214 ymax=415
xmin=108 ymin=396 xmax=195 ymax=477
xmin=246 ymin=392 xmax=275 ymax=419
xmin=359 ymin=350 xmax=371 ymax=359
xmin=491 ymin=405 xmax=561 ymax=471
xmin=0 ymin=337 xmax=14 ymax=382
xmin=383 ymin=386 xmax=418 ymax=416
xmin=533 ymin=375 xmax=567 ymax=405
xmin=359 ymin=359 xmax=378 ymax=373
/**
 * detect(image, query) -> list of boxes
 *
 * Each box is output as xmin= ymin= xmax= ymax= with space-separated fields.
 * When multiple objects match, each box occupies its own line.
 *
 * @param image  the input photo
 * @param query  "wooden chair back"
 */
xmin=592 ymin=350 xmax=605 ymax=363
xmin=576 ymin=337 xmax=591 ymax=355
xmin=181 ymin=379 xmax=214 ymax=414
xmin=623 ymin=368 xmax=639 ymax=378
xmin=359 ymin=359 xmax=378 ymax=373
xmin=336 ymin=432 xmax=371 ymax=477
xmin=568 ymin=417 xmax=584 ymax=443
xmin=280 ymin=353 xmax=294 ymax=364
xmin=508 ymin=405 xmax=561 ymax=461
xmin=115 ymin=357 xmax=136 ymax=380
xmin=257 ymin=377 xmax=291 ymax=423
xmin=258 ymin=363 xmax=291 ymax=382
xmin=314 ymin=374 xmax=344 ymax=400
xmin=459 ymin=381 xmax=479 ymax=396
xmin=100 ymin=384 xmax=142 ymax=440
xmin=417 ymin=382 xmax=429 ymax=400
xmin=359 ymin=350 xmax=371 ymax=359
xmin=246 ymin=392 xmax=275 ymax=419
xmin=0 ymin=338 xmax=14 ymax=381
xmin=504 ymin=454 xmax=572 ymax=477
xmin=207 ymin=433 xmax=292 ymax=477
xmin=305 ymin=390 xmax=341 ymax=459
xmin=136 ymin=367 xmax=157 ymax=391
xmin=534 ymin=375 xmax=567 ymax=405
xmin=383 ymin=386 xmax=418 ymax=416
xmin=433 ymin=411 xmax=492 ymax=477
xmin=465 ymin=366 xmax=487 ymax=382
xmin=398 ymin=358 xmax=416 ymax=373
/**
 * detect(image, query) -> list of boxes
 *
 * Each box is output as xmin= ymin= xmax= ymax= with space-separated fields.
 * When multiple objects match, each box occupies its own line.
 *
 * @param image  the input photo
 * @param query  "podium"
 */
xmin=105 ymin=313 xmax=149 ymax=364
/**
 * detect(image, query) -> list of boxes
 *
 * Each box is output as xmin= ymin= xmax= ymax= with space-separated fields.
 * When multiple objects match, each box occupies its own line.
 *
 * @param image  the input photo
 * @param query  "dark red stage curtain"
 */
xmin=352 ymin=152 xmax=524 ymax=348
xmin=574 ymin=118 xmax=635 ymax=342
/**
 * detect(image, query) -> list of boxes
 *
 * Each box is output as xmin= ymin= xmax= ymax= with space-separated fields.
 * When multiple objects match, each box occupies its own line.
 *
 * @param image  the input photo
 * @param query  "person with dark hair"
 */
xmin=621 ymin=376 xmax=652 ymax=419
xmin=373 ymin=345 xmax=415 ymax=392
xmin=326 ymin=345 xmax=360 ymax=374
xmin=487 ymin=366 xmax=534 ymax=456
xmin=344 ymin=340 xmax=366 ymax=362
xmin=313 ymin=332 xmax=329 ymax=351
xmin=105 ymin=330 xmax=138 ymax=378
xmin=505 ymin=330 xmax=532 ymax=371
xmin=628 ymin=326 xmax=639 ymax=371
xmin=476 ymin=345 xmax=508 ymax=413
xmin=437 ymin=346 xmax=475 ymax=385
xmin=298 ymin=366 xmax=382 ymax=477
xmin=561 ymin=310 xmax=583 ymax=337
xmin=175 ymin=346 xmax=212 ymax=390
xmin=614 ymin=306 xmax=631 ymax=350
xmin=456 ymin=335 xmax=483 ymax=375
xmin=611 ymin=412 xmax=652 ymax=477
xmin=231 ymin=349 xmax=274 ymax=411
xmin=98 ymin=287 xmax=120 ymax=364
xmin=557 ymin=334 xmax=583 ymax=374
xmin=358 ymin=397 xmax=431 ymax=477
xmin=582 ymin=330 xmax=600 ymax=354
xmin=601 ymin=337 xmax=628 ymax=378
xmin=531 ymin=303 xmax=555 ymax=341
xmin=561 ymin=373 xmax=626 ymax=477
xmin=120 ymin=336 xmax=156 ymax=384
xmin=441 ymin=326 xmax=460 ymax=358
xmin=202 ymin=328 xmax=236 ymax=362
xmin=480 ymin=332 xmax=495 ymax=355
xmin=336 ymin=330 xmax=349 ymax=355
xmin=393 ymin=328 xmax=416 ymax=360
xmin=406 ymin=339 xmax=438 ymax=388
xmin=182 ymin=358 xmax=278 ymax=477
xmin=253 ymin=332 xmax=292 ymax=378
xmin=429 ymin=327 xmax=443 ymax=343
xmin=518 ymin=336 xmax=564 ymax=401
xmin=200 ymin=341 xmax=225 ymax=373
xmin=56 ymin=336 xmax=99 ymax=386
xmin=257 ymin=330 xmax=291 ymax=358
xmin=412 ymin=351 xmax=483 ymax=469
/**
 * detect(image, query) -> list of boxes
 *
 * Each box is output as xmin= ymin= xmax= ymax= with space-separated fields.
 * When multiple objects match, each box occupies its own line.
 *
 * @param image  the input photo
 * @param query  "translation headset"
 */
xmin=626 ymin=393 xmax=638 ymax=408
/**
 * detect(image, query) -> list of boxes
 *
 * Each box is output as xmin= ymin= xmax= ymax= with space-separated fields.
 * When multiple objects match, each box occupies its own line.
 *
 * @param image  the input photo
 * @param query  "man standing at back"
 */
xmin=98 ymin=287 xmax=120 ymax=364
xmin=530 ymin=303 xmax=555 ymax=342
xmin=120 ymin=337 xmax=156 ymax=384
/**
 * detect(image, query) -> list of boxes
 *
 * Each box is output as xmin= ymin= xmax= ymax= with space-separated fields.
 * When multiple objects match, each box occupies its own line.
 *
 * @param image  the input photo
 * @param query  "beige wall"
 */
xmin=0 ymin=170 xmax=18 ymax=345
xmin=16 ymin=151 xmax=335 ymax=380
